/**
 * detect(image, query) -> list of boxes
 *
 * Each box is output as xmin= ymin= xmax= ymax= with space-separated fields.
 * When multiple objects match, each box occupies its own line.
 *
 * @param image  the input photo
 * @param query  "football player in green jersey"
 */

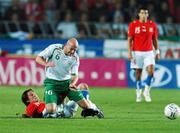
xmin=36 ymin=38 xmax=102 ymax=118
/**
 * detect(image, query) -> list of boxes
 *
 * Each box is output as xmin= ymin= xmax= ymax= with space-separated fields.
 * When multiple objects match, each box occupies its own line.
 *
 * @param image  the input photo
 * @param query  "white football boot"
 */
xmin=136 ymin=89 xmax=142 ymax=102
xmin=143 ymin=85 xmax=152 ymax=102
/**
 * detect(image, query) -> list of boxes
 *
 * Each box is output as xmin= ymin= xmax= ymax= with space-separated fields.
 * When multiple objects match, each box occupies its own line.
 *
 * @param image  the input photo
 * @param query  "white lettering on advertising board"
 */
xmin=0 ymin=60 xmax=45 ymax=86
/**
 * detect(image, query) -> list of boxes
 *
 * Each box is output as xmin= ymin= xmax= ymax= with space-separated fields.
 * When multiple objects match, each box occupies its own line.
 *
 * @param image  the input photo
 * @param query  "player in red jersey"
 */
xmin=21 ymin=88 xmax=103 ymax=118
xmin=127 ymin=7 xmax=160 ymax=102
xmin=21 ymin=89 xmax=79 ymax=118
xmin=21 ymin=89 xmax=46 ymax=118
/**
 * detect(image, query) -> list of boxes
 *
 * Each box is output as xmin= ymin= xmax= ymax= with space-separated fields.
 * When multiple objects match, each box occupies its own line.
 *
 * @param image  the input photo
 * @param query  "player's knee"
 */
xmin=77 ymin=83 xmax=89 ymax=90
xmin=46 ymin=104 xmax=57 ymax=113
xmin=46 ymin=107 xmax=56 ymax=113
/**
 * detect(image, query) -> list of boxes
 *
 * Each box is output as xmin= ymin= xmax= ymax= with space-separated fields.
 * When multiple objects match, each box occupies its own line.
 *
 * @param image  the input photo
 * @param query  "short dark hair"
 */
xmin=138 ymin=6 xmax=148 ymax=12
xmin=21 ymin=89 xmax=33 ymax=106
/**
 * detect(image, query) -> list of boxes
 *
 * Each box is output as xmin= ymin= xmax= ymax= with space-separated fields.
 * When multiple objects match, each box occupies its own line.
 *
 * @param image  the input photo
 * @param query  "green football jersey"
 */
xmin=38 ymin=44 xmax=79 ymax=81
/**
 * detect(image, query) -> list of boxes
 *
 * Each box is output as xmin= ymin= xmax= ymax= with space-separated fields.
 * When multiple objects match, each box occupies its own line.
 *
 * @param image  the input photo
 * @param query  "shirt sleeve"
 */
xmin=128 ymin=22 xmax=134 ymax=37
xmin=26 ymin=102 xmax=45 ymax=118
xmin=71 ymin=56 xmax=80 ymax=76
xmin=37 ymin=102 xmax=46 ymax=114
xmin=26 ymin=103 xmax=37 ymax=117
xmin=152 ymin=22 xmax=158 ymax=39
xmin=38 ymin=44 xmax=62 ymax=59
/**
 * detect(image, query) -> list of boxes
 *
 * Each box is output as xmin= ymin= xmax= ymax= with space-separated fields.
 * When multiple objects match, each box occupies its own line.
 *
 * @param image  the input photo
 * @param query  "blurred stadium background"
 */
xmin=0 ymin=0 xmax=180 ymax=132
xmin=0 ymin=0 xmax=180 ymax=88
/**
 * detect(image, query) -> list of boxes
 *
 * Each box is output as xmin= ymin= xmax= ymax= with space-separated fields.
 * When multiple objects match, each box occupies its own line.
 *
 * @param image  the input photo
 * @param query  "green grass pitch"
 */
xmin=0 ymin=86 xmax=180 ymax=133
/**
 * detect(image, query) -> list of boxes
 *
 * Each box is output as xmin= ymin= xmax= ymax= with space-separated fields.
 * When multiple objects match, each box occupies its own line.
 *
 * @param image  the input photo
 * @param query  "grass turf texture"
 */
xmin=0 ymin=86 xmax=180 ymax=133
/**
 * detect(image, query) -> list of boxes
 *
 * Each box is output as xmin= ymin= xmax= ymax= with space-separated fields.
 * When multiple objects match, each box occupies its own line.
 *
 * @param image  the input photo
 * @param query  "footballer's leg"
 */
xmin=135 ymin=69 xmax=143 ymax=102
xmin=77 ymin=98 xmax=104 ymax=118
xmin=143 ymin=52 xmax=155 ymax=102
xmin=77 ymin=98 xmax=89 ymax=108
xmin=45 ymin=103 xmax=58 ymax=118
xmin=44 ymin=89 xmax=59 ymax=118
xmin=143 ymin=65 xmax=154 ymax=102
xmin=131 ymin=52 xmax=144 ymax=102
xmin=88 ymin=101 xmax=104 ymax=118
xmin=68 ymin=90 xmax=103 ymax=118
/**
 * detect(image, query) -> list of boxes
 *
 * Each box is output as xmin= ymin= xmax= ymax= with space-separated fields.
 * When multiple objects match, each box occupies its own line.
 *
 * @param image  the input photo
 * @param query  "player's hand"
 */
xmin=128 ymin=52 xmax=133 ymax=60
xmin=45 ymin=62 xmax=55 ymax=67
xmin=69 ymin=83 xmax=77 ymax=91
xmin=155 ymin=54 xmax=160 ymax=60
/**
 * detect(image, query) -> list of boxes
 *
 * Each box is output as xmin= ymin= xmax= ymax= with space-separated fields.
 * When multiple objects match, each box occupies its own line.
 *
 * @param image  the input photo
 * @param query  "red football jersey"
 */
xmin=128 ymin=20 xmax=158 ymax=51
xmin=26 ymin=102 xmax=45 ymax=117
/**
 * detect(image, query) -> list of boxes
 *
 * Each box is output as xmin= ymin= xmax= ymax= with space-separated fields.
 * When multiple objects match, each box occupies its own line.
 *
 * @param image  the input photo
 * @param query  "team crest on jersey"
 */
xmin=149 ymin=27 xmax=153 ymax=32
xmin=142 ymin=26 xmax=146 ymax=32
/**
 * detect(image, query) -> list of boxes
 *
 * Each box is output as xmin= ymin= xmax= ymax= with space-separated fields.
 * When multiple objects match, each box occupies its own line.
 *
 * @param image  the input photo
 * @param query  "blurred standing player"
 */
xmin=35 ymin=38 xmax=101 ymax=117
xmin=127 ymin=7 xmax=160 ymax=102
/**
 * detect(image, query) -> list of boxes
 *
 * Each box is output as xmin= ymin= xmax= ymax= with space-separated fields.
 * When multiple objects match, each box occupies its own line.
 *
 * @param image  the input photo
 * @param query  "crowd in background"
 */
xmin=0 ymin=0 xmax=180 ymax=40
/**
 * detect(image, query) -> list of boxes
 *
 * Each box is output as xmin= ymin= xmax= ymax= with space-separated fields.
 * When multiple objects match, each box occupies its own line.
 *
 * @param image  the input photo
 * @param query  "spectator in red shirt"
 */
xmin=127 ymin=7 xmax=160 ymax=103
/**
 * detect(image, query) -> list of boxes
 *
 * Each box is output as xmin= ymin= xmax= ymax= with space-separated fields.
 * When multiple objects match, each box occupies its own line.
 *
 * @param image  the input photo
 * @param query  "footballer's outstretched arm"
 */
xmin=36 ymin=56 xmax=55 ymax=67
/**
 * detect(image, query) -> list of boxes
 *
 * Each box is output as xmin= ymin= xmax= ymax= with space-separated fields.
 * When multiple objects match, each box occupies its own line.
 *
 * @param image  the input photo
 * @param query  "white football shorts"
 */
xmin=131 ymin=51 xmax=155 ymax=69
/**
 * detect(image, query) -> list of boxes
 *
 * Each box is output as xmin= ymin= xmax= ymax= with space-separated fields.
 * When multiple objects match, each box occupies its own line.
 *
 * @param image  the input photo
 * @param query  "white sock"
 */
xmin=42 ymin=108 xmax=48 ymax=117
xmin=89 ymin=101 xmax=98 ymax=110
xmin=46 ymin=113 xmax=57 ymax=118
xmin=57 ymin=104 xmax=64 ymax=114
